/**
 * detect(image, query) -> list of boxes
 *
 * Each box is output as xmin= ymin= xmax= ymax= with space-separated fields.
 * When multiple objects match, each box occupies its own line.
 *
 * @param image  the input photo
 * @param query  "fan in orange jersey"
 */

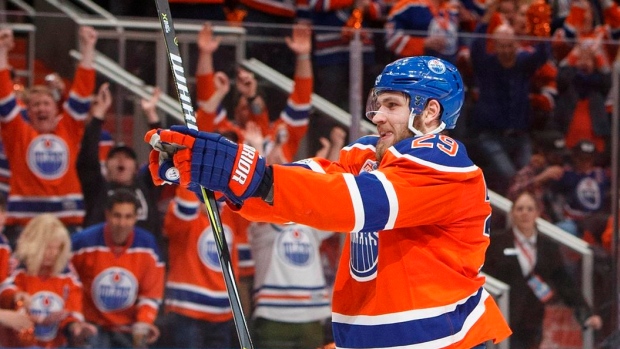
xmin=145 ymin=56 xmax=511 ymax=349
xmin=0 ymin=26 xmax=98 ymax=244
xmin=0 ymin=214 xmax=96 ymax=348
xmin=0 ymin=195 xmax=11 ymax=282
xmin=160 ymin=184 xmax=250 ymax=348
xmin=70 ymin=189 xmax=164 ymax=348
xmin=194 ymin=22 xmax=312 ymax=164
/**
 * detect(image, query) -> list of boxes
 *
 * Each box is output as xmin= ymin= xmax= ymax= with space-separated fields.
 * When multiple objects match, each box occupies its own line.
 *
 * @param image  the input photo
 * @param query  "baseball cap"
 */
xmin=107 ymin=144 xmax=137 ymax=160
xmin=535 ymin=131 xmax=567 ymax=153
xmin=573 ymin=139 xmax=597 ymax=154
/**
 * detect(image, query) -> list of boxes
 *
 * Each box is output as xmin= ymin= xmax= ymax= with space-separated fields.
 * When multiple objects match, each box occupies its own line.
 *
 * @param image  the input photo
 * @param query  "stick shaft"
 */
xmin=152 ymin=3 xmax=253 ymax=348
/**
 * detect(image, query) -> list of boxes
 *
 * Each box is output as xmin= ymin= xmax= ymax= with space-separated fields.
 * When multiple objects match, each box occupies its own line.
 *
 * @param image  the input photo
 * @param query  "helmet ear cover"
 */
xmin=408 ymin=98 xmax=446 ymax=136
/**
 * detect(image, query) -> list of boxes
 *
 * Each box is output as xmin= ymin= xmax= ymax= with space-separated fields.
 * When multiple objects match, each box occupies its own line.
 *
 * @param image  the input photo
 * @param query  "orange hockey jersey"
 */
xmin=0 ymin=265 xmax=84 ymax=348
xmin=70 ymin=224 xmax=164 ymax=330
xmin=163 ymin=185 xmax=248 ymax=322
xmin=234 ymin=134 xmax=512 ymax=348
xmin=196 ymin=73 xmax=270 ymax=138
xmin=0 ymin=233 xmax=10 ymax=282
xmin=0 ymin=68 xmax=95 ymax=227
xmin=0 ymin=137 xmax=9 ymax=197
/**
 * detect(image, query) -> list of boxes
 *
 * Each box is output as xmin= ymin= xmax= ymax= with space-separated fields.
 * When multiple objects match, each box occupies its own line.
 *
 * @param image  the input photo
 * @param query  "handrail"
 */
xmin=70 ymin=0 xmax=119 ymax=23
xmin=69 ymin=49 xmax=183 ymax=120
xmin=482 ymin=272 xmax=510 ymax=349
xmin=241 ymin=58 xmax=377 ymax=134
xmin=72 ymin=17 xmax=246 ymax=35
xmin=44 ymin=0 xmax=83 ymax=22
xmin=8 ymin=0 xmax=36 ymax=16
xmin=6 ymin=23 xmax=35 ymax=87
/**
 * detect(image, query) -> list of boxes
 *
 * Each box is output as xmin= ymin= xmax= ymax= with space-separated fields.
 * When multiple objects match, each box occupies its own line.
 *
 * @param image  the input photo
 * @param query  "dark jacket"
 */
xmin=76 ymin=118 xmax=162 ymax=239
xmin=483 ymin=229 xmax=593 ymax=347
xmin=554 ymin=65 xmax=611 ymax=136
xmin=470 ymin=24 xmax=551 ymax=132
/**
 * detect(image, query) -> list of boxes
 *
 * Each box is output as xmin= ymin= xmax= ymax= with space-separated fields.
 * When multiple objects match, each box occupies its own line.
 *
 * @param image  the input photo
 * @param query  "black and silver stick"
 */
xmin=152 ymin=3 xmax=253 ymax=348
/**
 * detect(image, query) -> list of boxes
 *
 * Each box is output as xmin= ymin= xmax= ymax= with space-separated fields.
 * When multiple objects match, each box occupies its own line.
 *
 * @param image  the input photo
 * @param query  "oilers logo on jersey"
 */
xmin=350 ymin=231 xmax=379 ymax=282
xmin=30 ymin=291 xmax=65 ymax=341
xmin=27 ymin=135 xmax=69 ymax=180
xmin=276 ymin=225 xmax=313 ymax=267
xmin=92 ymin=267 xmax=138 ymax=311
xmin=198 ymin=225 xmax=233 ymax=272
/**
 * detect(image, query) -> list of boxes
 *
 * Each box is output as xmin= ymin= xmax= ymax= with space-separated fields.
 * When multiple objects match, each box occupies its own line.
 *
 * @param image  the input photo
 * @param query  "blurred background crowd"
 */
xmin=1 ymin=0 xmax=620 ymax=347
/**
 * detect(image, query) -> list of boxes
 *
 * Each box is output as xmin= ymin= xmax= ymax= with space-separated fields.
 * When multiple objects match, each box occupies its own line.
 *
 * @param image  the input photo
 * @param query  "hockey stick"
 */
xmin=152 ymin=3 xmax=253 ymax=349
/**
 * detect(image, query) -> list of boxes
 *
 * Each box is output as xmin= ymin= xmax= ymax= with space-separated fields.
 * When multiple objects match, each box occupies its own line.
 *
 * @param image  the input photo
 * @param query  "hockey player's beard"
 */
xmin=376 ymin=125 xmax=414 ymax=162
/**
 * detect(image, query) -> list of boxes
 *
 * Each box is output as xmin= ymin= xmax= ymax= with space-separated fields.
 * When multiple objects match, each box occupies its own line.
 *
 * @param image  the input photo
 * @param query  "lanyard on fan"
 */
xmin=514 ymin=235 xmax=536 ymax=274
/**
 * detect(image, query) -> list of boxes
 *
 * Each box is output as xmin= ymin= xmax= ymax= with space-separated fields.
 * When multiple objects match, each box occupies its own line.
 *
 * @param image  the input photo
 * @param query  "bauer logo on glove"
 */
xmin=231 ymin=144 xmax=258 ymax=188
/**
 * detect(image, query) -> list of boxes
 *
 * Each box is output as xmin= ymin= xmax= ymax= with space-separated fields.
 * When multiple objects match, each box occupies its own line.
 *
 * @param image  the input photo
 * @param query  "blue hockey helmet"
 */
xmin=366 ymin=56 xmax=464 ymax=134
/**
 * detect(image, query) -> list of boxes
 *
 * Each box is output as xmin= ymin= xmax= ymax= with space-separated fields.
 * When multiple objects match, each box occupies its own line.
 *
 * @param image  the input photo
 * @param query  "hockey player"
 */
xmin=145 ymin=56 xmax=512 ymax=349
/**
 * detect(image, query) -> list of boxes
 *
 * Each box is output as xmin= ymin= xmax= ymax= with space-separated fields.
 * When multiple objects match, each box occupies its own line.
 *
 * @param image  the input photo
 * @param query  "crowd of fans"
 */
xmin=1 ymin=0 xmax=620 ymax=346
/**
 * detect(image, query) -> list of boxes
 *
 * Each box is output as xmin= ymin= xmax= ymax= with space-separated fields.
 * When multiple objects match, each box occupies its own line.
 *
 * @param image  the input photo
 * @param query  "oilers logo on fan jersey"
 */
xmin=576 ymin=177 xmax=601 ymax=211
xmin=276 ymin=225 xmax=313 ymax=267
xmin=30 ymin=291 xmax=64 ymax=341
xmin=27 ymin=135 xmax=69 ymax=180
xmin=92 ymin=267 xmax=138 ymax=311
xmin=198 ymin=225 xmax=233 ymax=272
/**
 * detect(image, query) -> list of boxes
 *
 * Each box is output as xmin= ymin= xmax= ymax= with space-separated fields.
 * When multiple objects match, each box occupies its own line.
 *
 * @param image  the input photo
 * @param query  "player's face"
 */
xmin=510 ymin=193 xmax=539 ymax=235
xmin=27 ymin=92 xmax=60 ymax=133
xmin=41 ymin=239 xmax=63 ymax=269
xmin=368 ymin=91 xmax=413 ymax=162
xmin=106 ymin=153 xmax=138 ymax=186
xmin=105 ymin=202 xmax=138 ymax=245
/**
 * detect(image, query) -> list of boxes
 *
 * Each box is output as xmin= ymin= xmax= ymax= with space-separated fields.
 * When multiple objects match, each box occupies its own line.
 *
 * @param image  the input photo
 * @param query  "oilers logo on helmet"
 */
xmin=27 ymin=135 xmax=69 ymax=180
xmin=30 ymin=291 xmax=64 ymax=341
xmin=427 ymin=59 xmax=446 ymax=74
xmin=198 ymin=225 xmax=233 ymax=272
xmin=92 ymin=267 xmax=138 ymax=311
xmin=276 ymin=225 xmax=314 ymax=268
